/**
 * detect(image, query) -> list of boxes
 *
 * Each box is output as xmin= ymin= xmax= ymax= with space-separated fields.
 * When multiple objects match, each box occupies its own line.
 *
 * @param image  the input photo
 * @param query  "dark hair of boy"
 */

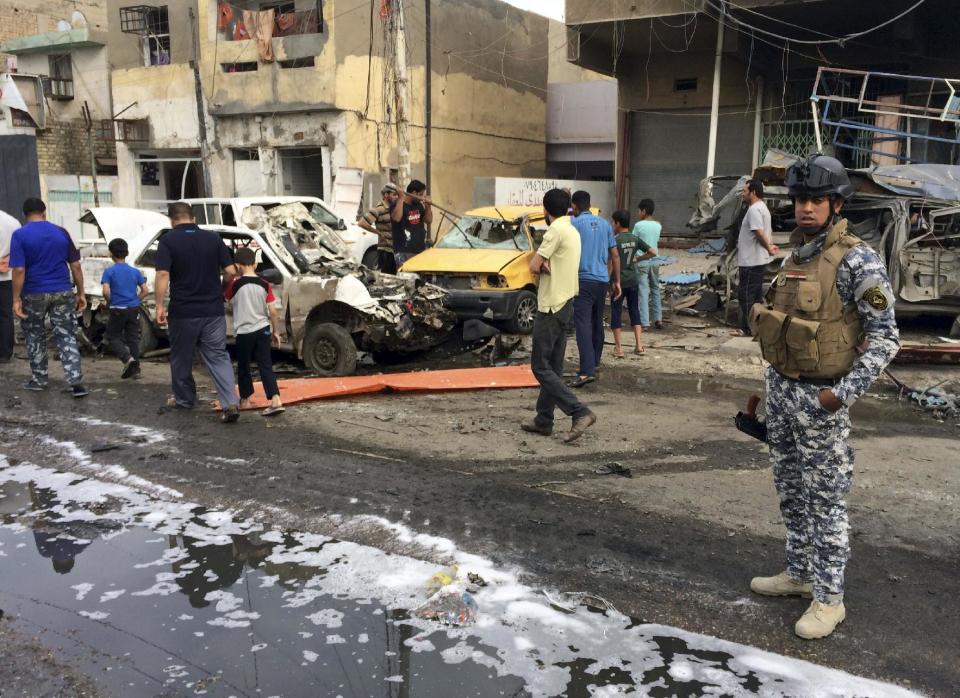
xmin=571 ymin=190 xmax=591 ymax=210
xmin=638 ymin=198 xmax=655 ymax=216
xmin=234 ymin=247 xmax=257 ymax=267
xmin=22 ymin=197 xmax=46 ymax=216
xmin=611 ymin=209 xmax=630 ymax=229
xmin=108 ymin=238 xmax=129 ymax=259
xmin=407 ymin=180 xmax=427 ymax=194
xmin=542 ymin=188 xmax=571 ymax=219
xmin=747 ymin=178 xmax=765 ymax=198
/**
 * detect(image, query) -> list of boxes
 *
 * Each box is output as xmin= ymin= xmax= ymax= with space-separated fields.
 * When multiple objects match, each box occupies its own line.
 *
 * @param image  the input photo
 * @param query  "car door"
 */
xmin=897 ymin=205 xmax=960 ymax=302
xmin=218 ymin=231 xmax=290 ymax=346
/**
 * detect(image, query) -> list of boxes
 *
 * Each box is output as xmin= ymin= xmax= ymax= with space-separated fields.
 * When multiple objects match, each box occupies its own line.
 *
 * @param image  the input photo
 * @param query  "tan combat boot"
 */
xmin=795 ymin=600 xmax=846 ymax=639
xmin=750 ymin=572 xmax=813 ymax=598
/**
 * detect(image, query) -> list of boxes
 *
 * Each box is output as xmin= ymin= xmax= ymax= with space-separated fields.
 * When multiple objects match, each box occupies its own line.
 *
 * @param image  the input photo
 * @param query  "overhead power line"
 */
xmin=706 ymin=0 xmax=929 ymax=46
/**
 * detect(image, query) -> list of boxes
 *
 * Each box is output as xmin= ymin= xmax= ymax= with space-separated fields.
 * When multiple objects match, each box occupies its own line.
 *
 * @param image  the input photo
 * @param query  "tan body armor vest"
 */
xmin=749 ymin=220 xmax=864 ymax=380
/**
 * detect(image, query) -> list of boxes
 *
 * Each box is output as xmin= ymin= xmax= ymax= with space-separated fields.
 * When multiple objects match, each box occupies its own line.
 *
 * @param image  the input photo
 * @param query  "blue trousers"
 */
xmin=610 ymin=285 xmax=642 ymax=329
xmin=573 ymin=279 xmax=607 ymax=378
xmin=637 ymin=265 xmax=662 ymax=326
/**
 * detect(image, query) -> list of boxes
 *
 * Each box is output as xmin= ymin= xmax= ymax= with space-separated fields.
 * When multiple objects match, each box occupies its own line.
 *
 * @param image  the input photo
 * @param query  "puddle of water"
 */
xmin=0 ymin=458 xmax=918 ymax=698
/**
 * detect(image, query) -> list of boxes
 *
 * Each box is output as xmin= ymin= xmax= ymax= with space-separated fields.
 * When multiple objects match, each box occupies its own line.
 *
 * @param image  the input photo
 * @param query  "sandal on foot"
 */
xmin=262 ymin=405 xmax=286 ymax=417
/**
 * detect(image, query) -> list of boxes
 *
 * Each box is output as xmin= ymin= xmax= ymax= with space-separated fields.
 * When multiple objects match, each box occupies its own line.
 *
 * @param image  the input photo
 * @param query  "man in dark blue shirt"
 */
xmin=569 ymin=190 xmax=620 ymax=387
xmin=9 ymin=198 xmax=88 ymax=396
xmin=154 ymin=202 xmax=241 ymax=422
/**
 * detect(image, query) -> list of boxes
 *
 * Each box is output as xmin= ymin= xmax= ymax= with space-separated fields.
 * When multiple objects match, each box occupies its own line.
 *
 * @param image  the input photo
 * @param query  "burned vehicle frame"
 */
xmin=78 ymin=203 xmax=458 ymax=375
xmin=690 ymin=157 xmax=960 ymax=319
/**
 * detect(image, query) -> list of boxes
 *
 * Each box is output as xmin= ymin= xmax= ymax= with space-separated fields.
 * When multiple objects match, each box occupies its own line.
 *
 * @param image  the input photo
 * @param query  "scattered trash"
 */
xmin=466 ymin=573 xmax=487 ymax=589
xmin=661 ymin=272 xmax=704 ymax=285
xmin=688 ymin=238 xmax=726 ymax=254
xmin=594 ymin=462 xmax=632 ymax=478
xmin=413 ymin=589 xmax=478 ymax=626
xmin=885 ymin=369 xmax=959 ymax=417
xmin=543 ymin=591 xmax=618 ymax=614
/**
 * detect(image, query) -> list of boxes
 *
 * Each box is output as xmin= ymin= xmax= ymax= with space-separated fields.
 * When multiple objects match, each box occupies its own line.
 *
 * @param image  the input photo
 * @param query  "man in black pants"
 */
xmin=522 ymin=188 xmax=596 ymax=443
xmin=737 ymin=179 xmax=779 ymax=335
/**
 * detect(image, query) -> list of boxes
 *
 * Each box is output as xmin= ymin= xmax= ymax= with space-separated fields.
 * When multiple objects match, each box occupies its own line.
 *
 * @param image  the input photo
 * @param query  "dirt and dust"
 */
xmin=0 ymin=308 xmax=958 ymax=696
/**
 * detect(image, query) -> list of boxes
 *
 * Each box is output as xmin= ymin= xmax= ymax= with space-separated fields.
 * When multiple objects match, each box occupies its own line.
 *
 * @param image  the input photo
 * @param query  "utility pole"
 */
xmin=391 ymin=0 xmax=412 ymax=184
xmin=706 ymin=6 xmax=725 ymax=177
xmin=80 ymin=101 xmax=100 ymax=207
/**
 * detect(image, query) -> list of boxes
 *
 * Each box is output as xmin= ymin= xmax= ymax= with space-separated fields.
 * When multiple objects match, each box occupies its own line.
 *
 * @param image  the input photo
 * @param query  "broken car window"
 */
xmin=437 ymin=216 xmax=529 ymax=251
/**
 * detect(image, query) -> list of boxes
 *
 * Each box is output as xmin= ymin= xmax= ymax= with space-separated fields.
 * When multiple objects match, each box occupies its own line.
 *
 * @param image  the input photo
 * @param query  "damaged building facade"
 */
xmin=0 ymin=0 xmax=118 ymax=236
xmin=104 ymin=0 xmax=550 ymax=220
xmin=565 ymin=0 xmax=960 ymax=232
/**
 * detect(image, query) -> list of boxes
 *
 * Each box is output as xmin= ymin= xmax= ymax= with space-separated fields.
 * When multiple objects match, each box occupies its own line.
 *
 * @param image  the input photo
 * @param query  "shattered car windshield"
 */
xmin=303 ymin=202 xmax=341 ymax=228
xmin=437 ymin=216 xmax=529 ymax=250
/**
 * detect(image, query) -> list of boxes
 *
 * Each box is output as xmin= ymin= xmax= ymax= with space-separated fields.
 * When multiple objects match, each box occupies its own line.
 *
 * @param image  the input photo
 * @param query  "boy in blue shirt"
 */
xmin=101 ymin=238 xmax=148 ymax=379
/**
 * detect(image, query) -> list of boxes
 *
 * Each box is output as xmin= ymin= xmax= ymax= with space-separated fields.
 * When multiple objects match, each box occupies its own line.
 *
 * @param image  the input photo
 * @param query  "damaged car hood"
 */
xmin=241 ymin=202 xmax=456 ymax=333
xmin=866 ymin=164 xmax=960 ymax=202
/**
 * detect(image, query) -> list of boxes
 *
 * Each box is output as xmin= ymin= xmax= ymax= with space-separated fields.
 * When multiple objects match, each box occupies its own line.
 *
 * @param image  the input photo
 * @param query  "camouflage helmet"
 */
xmin=785 ymin=154 xmax=856 ymax=200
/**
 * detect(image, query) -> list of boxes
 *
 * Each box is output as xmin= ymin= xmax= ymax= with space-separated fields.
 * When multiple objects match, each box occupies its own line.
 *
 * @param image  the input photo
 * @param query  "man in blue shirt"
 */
xmin=101 ymin=238 xmax=149 ymax=379
xmin=9 ymin=198 xmax=88 ymax=397
xmin=154 ymin=202 xmax=241 ymax=422
xmin=570 ymin=190 xmax=620 ymax=386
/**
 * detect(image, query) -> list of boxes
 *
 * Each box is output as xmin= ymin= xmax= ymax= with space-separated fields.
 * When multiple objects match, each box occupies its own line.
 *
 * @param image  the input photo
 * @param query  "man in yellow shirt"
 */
xmin=522 ymin=188 xmax=596 ymax=443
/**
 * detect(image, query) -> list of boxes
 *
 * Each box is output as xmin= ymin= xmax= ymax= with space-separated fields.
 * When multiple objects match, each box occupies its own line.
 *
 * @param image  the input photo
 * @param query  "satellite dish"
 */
xmin=57 ymin=19 xmax=72 ymax=32
xmin=71 ymin=11 xmax=88 ymax=28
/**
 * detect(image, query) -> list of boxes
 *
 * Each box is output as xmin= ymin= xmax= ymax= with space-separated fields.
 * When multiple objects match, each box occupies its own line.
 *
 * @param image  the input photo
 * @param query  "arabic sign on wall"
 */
xmin=474 ymin=177 xmax=615 ymax=215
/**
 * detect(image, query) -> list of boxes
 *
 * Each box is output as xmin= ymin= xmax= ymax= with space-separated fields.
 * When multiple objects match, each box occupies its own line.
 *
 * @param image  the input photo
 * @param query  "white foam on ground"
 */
xmin=73 ymin=417 xmax=169 ymax=445
xmin=0 ymin=457 xmax=921 ymax=698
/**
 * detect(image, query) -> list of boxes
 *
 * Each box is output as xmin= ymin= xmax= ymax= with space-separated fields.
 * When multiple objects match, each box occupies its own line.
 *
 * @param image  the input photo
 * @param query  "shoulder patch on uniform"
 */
xmin=862 ymin=286 xmax=888 ymax=310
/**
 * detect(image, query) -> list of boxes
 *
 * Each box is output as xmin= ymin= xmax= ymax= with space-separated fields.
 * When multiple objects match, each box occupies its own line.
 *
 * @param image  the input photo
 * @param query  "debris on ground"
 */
xmin=594 ymin=462 xmax=633 ymax=478
xmin=893 ymin=341 xmax=960 ymax=365
xmin=414 ymin=565 xmax=479 ymax=626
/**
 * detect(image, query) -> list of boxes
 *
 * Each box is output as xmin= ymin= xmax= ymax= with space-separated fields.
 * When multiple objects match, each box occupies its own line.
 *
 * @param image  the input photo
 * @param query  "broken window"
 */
xmin=279 ymin=57 xmax=315 ymax=69
xmin=45 ymin=54 xmax=74 ymax=100
xmin=217 ymin=0 xmax=322 ymax=41
xmin=222 ymin=62 xmax=258 ymax=72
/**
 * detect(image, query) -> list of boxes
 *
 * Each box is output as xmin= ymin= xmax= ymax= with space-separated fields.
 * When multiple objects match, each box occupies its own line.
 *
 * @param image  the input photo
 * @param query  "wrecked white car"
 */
xmin=78 ymin=203 xmax=457 ymax=375
xmin=691 ymin=154 xmax=960 ymax=318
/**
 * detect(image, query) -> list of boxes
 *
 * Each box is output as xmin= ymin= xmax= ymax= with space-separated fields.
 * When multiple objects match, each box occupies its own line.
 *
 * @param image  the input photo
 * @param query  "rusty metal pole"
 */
xmin=82 ymin=101 xmax=100 ymax=207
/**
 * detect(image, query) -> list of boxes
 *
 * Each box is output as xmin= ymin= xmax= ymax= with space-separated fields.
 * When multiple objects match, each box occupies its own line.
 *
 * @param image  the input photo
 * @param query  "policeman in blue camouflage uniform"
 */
xmin=748 ymin=155 xmax=899 ymax=639
xmin=10 ymin=198 xmax=88 ymax=397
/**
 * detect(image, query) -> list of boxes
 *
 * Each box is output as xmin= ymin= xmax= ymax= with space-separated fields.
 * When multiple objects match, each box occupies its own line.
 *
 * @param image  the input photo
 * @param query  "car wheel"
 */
xmin=361 ymin=247 xmax=379 ymax=270
xmin=505 ymin=290 xmax=537 ymax=335
xmin=301 ymin=322 xmax=358 ymax=376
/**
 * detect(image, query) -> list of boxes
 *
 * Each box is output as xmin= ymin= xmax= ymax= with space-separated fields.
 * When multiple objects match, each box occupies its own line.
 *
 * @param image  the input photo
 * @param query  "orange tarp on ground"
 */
xmin=238 ymin=365 xmax=540 ymax=410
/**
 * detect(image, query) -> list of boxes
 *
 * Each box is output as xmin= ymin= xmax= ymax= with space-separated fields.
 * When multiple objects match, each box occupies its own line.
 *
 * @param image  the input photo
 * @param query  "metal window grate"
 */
xmin=119 ymin=5 xmax=168 ymax=36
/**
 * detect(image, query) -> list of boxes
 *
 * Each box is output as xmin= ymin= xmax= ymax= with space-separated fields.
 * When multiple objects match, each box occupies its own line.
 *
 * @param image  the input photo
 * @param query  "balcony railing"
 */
xmin=42 ymin=77 xmax=74 ymax=100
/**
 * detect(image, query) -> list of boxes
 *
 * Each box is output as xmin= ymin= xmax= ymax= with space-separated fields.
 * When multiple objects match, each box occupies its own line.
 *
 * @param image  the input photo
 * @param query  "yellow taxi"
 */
xmin=400 ymin=206 xmax=548 ymax=333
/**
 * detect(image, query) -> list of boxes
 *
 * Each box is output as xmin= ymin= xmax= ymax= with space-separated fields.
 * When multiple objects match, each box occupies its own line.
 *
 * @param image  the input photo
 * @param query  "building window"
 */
xmin=674 ymin=77 xmax=698 ymax=92
xmin=222 ymin=62 xmax=258 ymax=73
xmin=142 ymin=6 xmax=171 ymax=66
xmin=218 ymin=0 xmax=322 ymax=40
xmin=45 ymin=54 xmax=74 ymax=100
xmin=279 ymin=57 xmax=314 ymax=69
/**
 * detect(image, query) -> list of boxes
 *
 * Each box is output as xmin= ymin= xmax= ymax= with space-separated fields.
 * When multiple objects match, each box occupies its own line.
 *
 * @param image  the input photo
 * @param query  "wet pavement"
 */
xmin=0 ymin=458 xmax=920 ymax=697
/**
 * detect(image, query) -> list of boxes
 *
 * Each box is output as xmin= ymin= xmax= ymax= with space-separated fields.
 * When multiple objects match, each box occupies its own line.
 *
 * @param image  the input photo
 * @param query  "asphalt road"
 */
xmin=1 ymin=350 xmax=957 ymax=697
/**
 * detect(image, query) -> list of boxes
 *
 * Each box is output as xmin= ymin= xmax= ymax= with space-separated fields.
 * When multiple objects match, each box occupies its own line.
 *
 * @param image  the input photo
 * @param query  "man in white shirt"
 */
xmin=0 ymin=209 xmax=19 ymax=362
xmin=736 ymin=179 xmax=779 ymax=335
